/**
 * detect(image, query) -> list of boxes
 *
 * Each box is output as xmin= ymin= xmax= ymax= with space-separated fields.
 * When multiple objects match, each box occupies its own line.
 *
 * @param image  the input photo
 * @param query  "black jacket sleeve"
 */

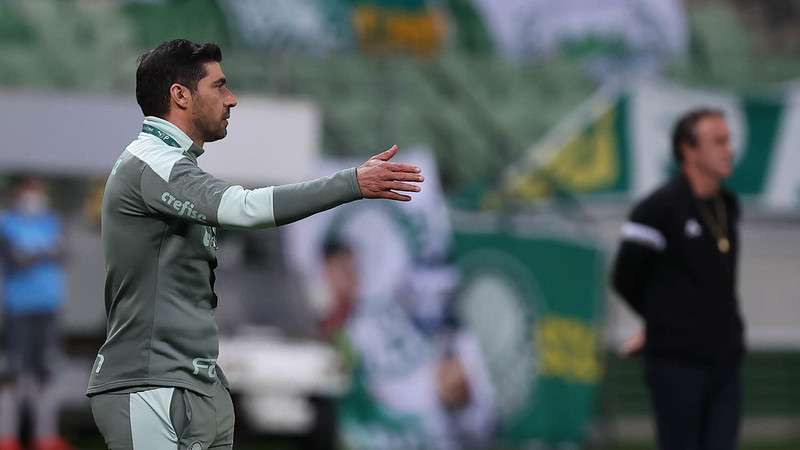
xmin=611 ymin=197 xmax=667 ymax=317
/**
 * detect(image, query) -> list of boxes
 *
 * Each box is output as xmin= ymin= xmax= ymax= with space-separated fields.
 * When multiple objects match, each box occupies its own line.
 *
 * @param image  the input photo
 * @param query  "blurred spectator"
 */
xmin=611 ymin=109 xmax=744 ymax=450
xmin=0 ymin=177 xmax=71 ymax=450
xmin=318 ymin=237 xmax=495 ymax=450
xmin=406 ymin=265 xmax=496 ymax=449
xmin=300 ymin=240 xmax=359 ymax=450
xmin=318 ymin=240 xmax=358 ymax=343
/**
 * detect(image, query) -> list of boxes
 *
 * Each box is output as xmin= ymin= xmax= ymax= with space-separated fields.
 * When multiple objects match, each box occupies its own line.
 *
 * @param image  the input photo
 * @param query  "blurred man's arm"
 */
xmin=611 ymin=242 xmax=657 ymax=316
xmin=610 ymin=200 xmax=666 ymax=316
xmin=0 ymin=229 xmax=12 ymax=267
xmin=0 ymin=226 xmax=62 ymax=269
xmin=44 ymin=219 xmax=67 ymax=263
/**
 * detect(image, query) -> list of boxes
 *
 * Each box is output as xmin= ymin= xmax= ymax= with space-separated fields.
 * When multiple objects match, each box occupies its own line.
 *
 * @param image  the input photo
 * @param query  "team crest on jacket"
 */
xmin=202 ymin=227 xmax=218 ymax=250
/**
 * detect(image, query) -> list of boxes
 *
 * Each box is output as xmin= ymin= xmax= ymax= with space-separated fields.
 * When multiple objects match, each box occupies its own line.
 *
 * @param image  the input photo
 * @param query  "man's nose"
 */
xmin=226 ymin=93 xmax=238 ymax=108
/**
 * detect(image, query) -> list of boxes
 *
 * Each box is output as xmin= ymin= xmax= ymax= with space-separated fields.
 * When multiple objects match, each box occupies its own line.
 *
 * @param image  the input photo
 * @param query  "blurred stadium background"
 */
xmin=0 ymin=0 xmax=799 ymax=449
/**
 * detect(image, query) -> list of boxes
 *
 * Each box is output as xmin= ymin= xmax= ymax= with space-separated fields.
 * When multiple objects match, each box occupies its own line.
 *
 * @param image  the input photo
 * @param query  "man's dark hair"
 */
xmin=671 ymin=108 xmax=725 ymax=163
xmin=135 ymin=39 xmax=222 ymax=118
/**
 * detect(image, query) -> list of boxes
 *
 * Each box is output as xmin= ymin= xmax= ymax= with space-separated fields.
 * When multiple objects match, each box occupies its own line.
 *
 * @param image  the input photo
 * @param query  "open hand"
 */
xmin=621 ymin=330 xmax=645 ymax=358
xmin=356 ymin=145 xmax=424 ymax=201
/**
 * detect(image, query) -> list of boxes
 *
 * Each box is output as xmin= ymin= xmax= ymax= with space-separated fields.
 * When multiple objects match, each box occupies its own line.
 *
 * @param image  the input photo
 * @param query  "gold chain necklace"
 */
xmin=696 ymin=196 xmax=730 ymax=253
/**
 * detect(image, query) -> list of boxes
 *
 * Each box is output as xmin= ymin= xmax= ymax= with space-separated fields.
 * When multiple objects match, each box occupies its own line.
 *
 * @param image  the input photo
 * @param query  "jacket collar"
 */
xmin=140 ymin=116 xmax=204 ymax=158
xmin=676 ymin=172 xmax=693 ymax=197
xmin=675 ymin=171 xmax=730 ymax=201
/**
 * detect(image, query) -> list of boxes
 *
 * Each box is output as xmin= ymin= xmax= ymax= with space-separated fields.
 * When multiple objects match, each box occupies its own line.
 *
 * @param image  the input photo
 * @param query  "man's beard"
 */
xmin=196 ymin=113 xmax=227 ymax=143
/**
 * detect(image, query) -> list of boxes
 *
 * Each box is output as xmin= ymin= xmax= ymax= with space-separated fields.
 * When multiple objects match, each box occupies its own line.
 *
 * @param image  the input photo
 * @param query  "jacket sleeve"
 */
xmin=610 ymin=198 xmax=667 ymax=316
xmin=140 ymin=156 xmax=361 ymax=228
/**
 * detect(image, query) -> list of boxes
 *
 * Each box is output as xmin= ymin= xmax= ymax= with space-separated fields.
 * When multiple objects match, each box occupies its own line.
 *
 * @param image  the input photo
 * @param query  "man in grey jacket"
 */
xmin=87 ymin=39 xmax=423 ymax=450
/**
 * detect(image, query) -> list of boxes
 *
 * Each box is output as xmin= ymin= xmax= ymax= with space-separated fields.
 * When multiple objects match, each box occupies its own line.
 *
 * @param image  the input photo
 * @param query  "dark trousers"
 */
xmin=1 ymin=311 xmax=59 ymax=383
xmin=644 ymin=356 xmax=741 ymax=450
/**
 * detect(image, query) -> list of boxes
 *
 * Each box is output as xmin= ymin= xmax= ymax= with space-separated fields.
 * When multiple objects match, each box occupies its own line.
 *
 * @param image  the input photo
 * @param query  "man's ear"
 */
xmin=169 ymin=83 xmax=192 ymax=111
xmin=680 ymin=142 xmax=694 ymax=163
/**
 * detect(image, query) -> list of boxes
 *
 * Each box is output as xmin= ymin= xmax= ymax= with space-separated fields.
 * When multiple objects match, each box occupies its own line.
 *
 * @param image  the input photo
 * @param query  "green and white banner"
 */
xmin=764 ymin=88 xmax=800 ymax=210
xmin=494 ymin=80 xmax=800 ymax=212
xmin=286 ymin=150 xmax=605 ymax=448
xmin=453 ymin=228 xmax=605 ymax=447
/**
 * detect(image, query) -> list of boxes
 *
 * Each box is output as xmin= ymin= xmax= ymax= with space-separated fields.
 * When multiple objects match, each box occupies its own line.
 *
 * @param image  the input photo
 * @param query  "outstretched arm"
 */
xmin=139 ymin=144 xmax=423 ymax=228
xmin=272 ymin=145 xmax=422 ymax=225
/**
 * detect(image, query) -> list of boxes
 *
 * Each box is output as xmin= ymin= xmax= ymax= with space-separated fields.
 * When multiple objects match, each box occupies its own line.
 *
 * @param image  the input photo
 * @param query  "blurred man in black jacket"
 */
xmin=612 ymin=108 xmax=745 ymax=450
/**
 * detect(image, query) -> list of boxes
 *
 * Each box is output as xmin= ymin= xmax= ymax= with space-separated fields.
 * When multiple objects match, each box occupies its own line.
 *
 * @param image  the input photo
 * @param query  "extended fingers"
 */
xmin=384 ymin=162 xmax=421 ymax=173
xmin=383 ymin=181 xmax=421 ymax=192
xmin=382 ymin=171 xmax=424 ymax=182
xmin=380 ymin=191 xmax=412 ymax=201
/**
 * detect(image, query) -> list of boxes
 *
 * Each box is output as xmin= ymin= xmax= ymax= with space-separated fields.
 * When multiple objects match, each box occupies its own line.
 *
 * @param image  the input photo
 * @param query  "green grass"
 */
xmin=601 ymin=352 xmax=800 ymax=416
